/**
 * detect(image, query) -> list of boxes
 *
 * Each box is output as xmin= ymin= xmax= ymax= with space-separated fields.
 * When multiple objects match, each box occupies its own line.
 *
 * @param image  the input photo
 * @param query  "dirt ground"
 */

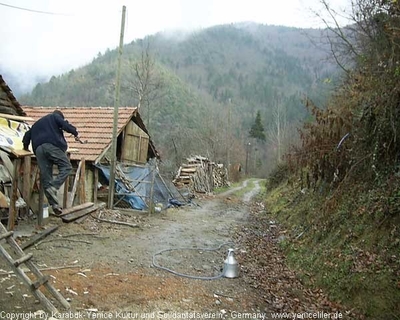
xmin=0 ymin=180 xmax=356 ymax=319
xmin=0 ymin=180 xmax=269 ymax=316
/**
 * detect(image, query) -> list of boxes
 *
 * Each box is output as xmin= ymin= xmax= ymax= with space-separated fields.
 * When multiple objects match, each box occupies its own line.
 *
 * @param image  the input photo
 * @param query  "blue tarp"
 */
xmin=97 ymin=163 xmax=177 ymax=210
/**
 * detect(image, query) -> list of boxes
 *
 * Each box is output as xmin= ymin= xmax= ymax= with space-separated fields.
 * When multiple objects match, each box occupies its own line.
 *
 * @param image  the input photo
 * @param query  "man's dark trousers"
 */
xmin=35 ymin=143 xmax=72 ymax=207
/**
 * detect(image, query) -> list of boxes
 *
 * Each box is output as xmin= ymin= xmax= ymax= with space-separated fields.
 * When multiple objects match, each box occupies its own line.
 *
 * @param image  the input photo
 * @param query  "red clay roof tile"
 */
xmin=23 ymin=106 xmax=138 ymax=162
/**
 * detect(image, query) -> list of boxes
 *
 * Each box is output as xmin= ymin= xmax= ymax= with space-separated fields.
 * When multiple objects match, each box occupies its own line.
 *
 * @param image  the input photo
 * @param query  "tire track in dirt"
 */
xmin=0 ymin=180 xmax=267 ymax=315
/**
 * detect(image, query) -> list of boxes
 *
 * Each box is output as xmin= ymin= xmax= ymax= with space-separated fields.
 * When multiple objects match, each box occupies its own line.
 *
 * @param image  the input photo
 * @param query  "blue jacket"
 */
xmin=23 ymin=112 xmax=78 ymax=153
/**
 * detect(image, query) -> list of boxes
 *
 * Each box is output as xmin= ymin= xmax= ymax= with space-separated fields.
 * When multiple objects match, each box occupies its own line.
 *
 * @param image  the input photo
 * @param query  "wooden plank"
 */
xmin=74 ymin=214 xmax=90 ymax=224
xmin=137 ymin=135 xmax=142 ymax=162
xmin=181 ymin=168 xmax=197 ymax=173
xmin=0 ymin=231 xmax=13 ymax=240
xmin=63 ymin=152 xmax=71 ymax=209
xmin=7 ymin=158 xmax=20 ymax=230
xmin=14 ymin=253 xmax=33 ymax=267
xmin=0 ymin=113 xmax=34 ymax=121
xmin=58 ymin=202 xmax=94 ymax=217
xmin=61 ymin=204 xmax=99 ymax=223
xmin=79 ymin=159 xmax=86 ymax=204
xmin=93 ymin=167 xmax=98 ymax=203
xmin=140 ymin=137 xmax=149 ymax=163
xmin=9 ymin=149 xmax=33 ymax=158
xmin=62 ymin=172 xmax=69 ymax=209
xmin=121 ymin=121 xmax=149 ymax=164
xmin=37 ymin=184 xmax=44 ymax=227
xmin=23 ymin=156 xmax=31 ymax=215
xmin=67 ymin=159 xmax=82 ymax=208
xmin=149 ymin=164 xmax=156 ymax=215
xmin=20 ymin=225 xmax=59 ymax=250
xmin=31 ymin=275 xmax=50 ymax=290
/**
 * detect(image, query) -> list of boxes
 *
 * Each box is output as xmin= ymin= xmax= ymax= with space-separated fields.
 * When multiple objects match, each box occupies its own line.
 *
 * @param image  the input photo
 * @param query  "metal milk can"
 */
xmin=222 ymin=248 xmax=239 ymax=278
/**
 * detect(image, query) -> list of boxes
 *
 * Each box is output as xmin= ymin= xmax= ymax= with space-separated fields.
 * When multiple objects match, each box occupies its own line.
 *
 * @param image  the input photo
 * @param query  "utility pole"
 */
xmin=245 ymin=142 xmax=251 ymax=175
xmin=226 ymin=99 xmax=231 ymax=180
xmin=108 ymin=5 xmax=126 ymax=209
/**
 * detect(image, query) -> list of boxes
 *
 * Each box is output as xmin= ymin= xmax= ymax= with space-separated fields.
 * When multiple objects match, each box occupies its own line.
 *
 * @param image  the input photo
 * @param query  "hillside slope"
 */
xmin=20 ymin=23 xmax=340 ymax=171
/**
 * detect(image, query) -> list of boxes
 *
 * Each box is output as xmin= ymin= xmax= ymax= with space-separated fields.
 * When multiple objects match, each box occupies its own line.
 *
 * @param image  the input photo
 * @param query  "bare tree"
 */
xmin=267 ymin=99 xmax=289 ymax=164
xmin=126 ymin=41 xmax=165 ymax=128
xmin=312 ymin=0 xmax=398 ymax=73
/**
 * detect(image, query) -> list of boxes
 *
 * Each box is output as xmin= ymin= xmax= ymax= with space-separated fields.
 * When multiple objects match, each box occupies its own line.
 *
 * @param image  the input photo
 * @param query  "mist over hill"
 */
xmin=19 ymin=23 xmax=340 ymax=174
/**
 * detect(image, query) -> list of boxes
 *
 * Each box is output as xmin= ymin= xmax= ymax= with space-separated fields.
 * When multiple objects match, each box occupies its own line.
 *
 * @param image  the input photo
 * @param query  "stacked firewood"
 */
xmin=213 ymin=164 xmax=229 ymax=188
xmin=173 ymin=156 xmax=229 ymax=193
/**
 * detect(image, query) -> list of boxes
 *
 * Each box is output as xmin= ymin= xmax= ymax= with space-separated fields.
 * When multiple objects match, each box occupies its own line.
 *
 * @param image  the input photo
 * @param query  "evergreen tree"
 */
xmin=249 ymin=110 xmax=266 ymax=142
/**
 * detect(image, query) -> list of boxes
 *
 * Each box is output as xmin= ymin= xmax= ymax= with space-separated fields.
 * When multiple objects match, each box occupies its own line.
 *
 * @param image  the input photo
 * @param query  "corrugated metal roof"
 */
xmin=22 ymin=106 xmax=158 ymax=162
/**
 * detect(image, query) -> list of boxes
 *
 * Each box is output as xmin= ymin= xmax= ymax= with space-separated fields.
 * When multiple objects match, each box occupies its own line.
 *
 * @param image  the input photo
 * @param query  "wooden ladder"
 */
xmin=0 ymin=222 xmax=70 ymax=313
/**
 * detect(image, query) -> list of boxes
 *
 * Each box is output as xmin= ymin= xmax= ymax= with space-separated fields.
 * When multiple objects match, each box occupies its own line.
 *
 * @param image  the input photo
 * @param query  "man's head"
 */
xmin=53 ymin=110 xmax=64 ymax=119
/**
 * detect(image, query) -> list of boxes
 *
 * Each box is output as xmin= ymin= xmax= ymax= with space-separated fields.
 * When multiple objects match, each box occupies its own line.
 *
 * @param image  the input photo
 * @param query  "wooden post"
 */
xmin=67 ymin=160 xmax=83 ymax=208
xmin=23 ymin=156 xmax=31 ymax=216
xmin=7 ymin=158 xmax=20 ymax=230
xmin=93 ymin=167 xmax=98 ymax=203
xmin=62 ymin=154 xmax=71 ymax=209
xmin=149 ymin=163 xmax=156 ymax=215
xmin=108 ymin=5 xmax=126 ymax=209
xmin=37 ymin=180 xmax=44 ymax=227
xmin=137 ymin=136 xmax=142 ymax=162
xmin=79 ymin=159 xmax=86 ymax=204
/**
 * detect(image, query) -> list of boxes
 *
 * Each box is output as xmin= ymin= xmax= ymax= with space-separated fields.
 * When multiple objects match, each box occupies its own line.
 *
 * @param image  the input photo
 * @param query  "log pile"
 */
xmin=173 ymin=156 xmax=229 ymax=193
xmin=213 ymin=164 xmax=229 ymax=188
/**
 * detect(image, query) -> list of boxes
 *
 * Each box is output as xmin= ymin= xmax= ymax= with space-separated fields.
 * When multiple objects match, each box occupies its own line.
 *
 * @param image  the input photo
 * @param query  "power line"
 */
xmin=0 ymin=2 xmax=71 ymax=16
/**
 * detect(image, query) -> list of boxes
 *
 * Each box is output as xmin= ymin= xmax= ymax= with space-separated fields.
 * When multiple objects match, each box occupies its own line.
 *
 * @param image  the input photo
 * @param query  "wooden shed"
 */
xmin=23 ymin=106 xmax=159 ymax=206
xmin=0 ymin=75 xmax=33 ymax=230
xmin=0 ymin=77 xmax=160 ymax=228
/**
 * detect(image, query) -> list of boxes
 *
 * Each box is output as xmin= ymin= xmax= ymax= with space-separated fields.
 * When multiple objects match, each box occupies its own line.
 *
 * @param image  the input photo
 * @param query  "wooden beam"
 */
xmin=31 ymin=275 xmax=50 ymax=290
xmin=61 ymin=204 xmax=99 ymax=223
xmin=20 ymin=225 xmax=59 ymax=250
xmin=93 ymin=167 xmax=98 ymax=203
xmin=149 ymin=163 xmax=156 ymax=215
xmin=79 ymin=159 xmax=86 ymax=204
xmin=63 ymin=154 xmax=71 ymax=209
xmin=67 ymin=160 xmax=83 ymax=208
xmin=23 ymin=155 xmax=31 ymax=216
xmin=58 ymin=202 xmax=94 ymax=217
xmin=8 ymin=149 xmax=33 ymax=158
xmin=7 ymin=158 xmax=20 ymax=230
xmin=0 ymin=113 xmax=34 ymax=121
xmin=37 ymin=182 xmax=44 ymax=227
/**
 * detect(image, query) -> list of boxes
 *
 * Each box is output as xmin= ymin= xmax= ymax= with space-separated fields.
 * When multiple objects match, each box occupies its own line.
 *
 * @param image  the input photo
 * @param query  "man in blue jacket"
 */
xmin=23 ymin=110 xmax=79 ymax=216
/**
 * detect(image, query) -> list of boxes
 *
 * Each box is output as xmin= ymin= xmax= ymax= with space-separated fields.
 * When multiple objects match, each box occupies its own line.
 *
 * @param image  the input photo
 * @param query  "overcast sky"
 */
xmin=0 ymin=0 xmax=351 ymax=94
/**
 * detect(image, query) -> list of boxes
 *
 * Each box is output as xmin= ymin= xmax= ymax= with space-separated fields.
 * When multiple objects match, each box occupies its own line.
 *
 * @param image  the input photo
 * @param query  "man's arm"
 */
xmin=54 ymin=114 xmax=78 ymax=137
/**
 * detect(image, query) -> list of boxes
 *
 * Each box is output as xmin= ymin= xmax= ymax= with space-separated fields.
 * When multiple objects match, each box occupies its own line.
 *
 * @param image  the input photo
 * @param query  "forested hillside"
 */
xmin=264 ymin=1 xmax=400 ymax=317
xmin=20 ymin=23 xmax=340 ymax=173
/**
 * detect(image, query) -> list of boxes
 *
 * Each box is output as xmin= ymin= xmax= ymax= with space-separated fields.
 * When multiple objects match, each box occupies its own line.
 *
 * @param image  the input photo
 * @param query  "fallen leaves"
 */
xmin=234 ymin=202 xmax=363 ymax=319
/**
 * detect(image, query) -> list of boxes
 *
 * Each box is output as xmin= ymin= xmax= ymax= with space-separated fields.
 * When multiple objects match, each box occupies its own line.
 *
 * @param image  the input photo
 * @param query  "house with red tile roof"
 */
xmin=23 ymin=106 xmax=158 ymax=163
xmin=0 ymin=75 xmax=166 ymax=220
xmin=23 ymin=106 xmax=160 ymax=206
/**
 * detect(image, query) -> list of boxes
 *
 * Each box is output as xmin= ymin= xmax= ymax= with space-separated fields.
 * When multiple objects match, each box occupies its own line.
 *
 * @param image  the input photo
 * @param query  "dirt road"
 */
xmin=0 ymin=179 xmax=269 ymax=317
